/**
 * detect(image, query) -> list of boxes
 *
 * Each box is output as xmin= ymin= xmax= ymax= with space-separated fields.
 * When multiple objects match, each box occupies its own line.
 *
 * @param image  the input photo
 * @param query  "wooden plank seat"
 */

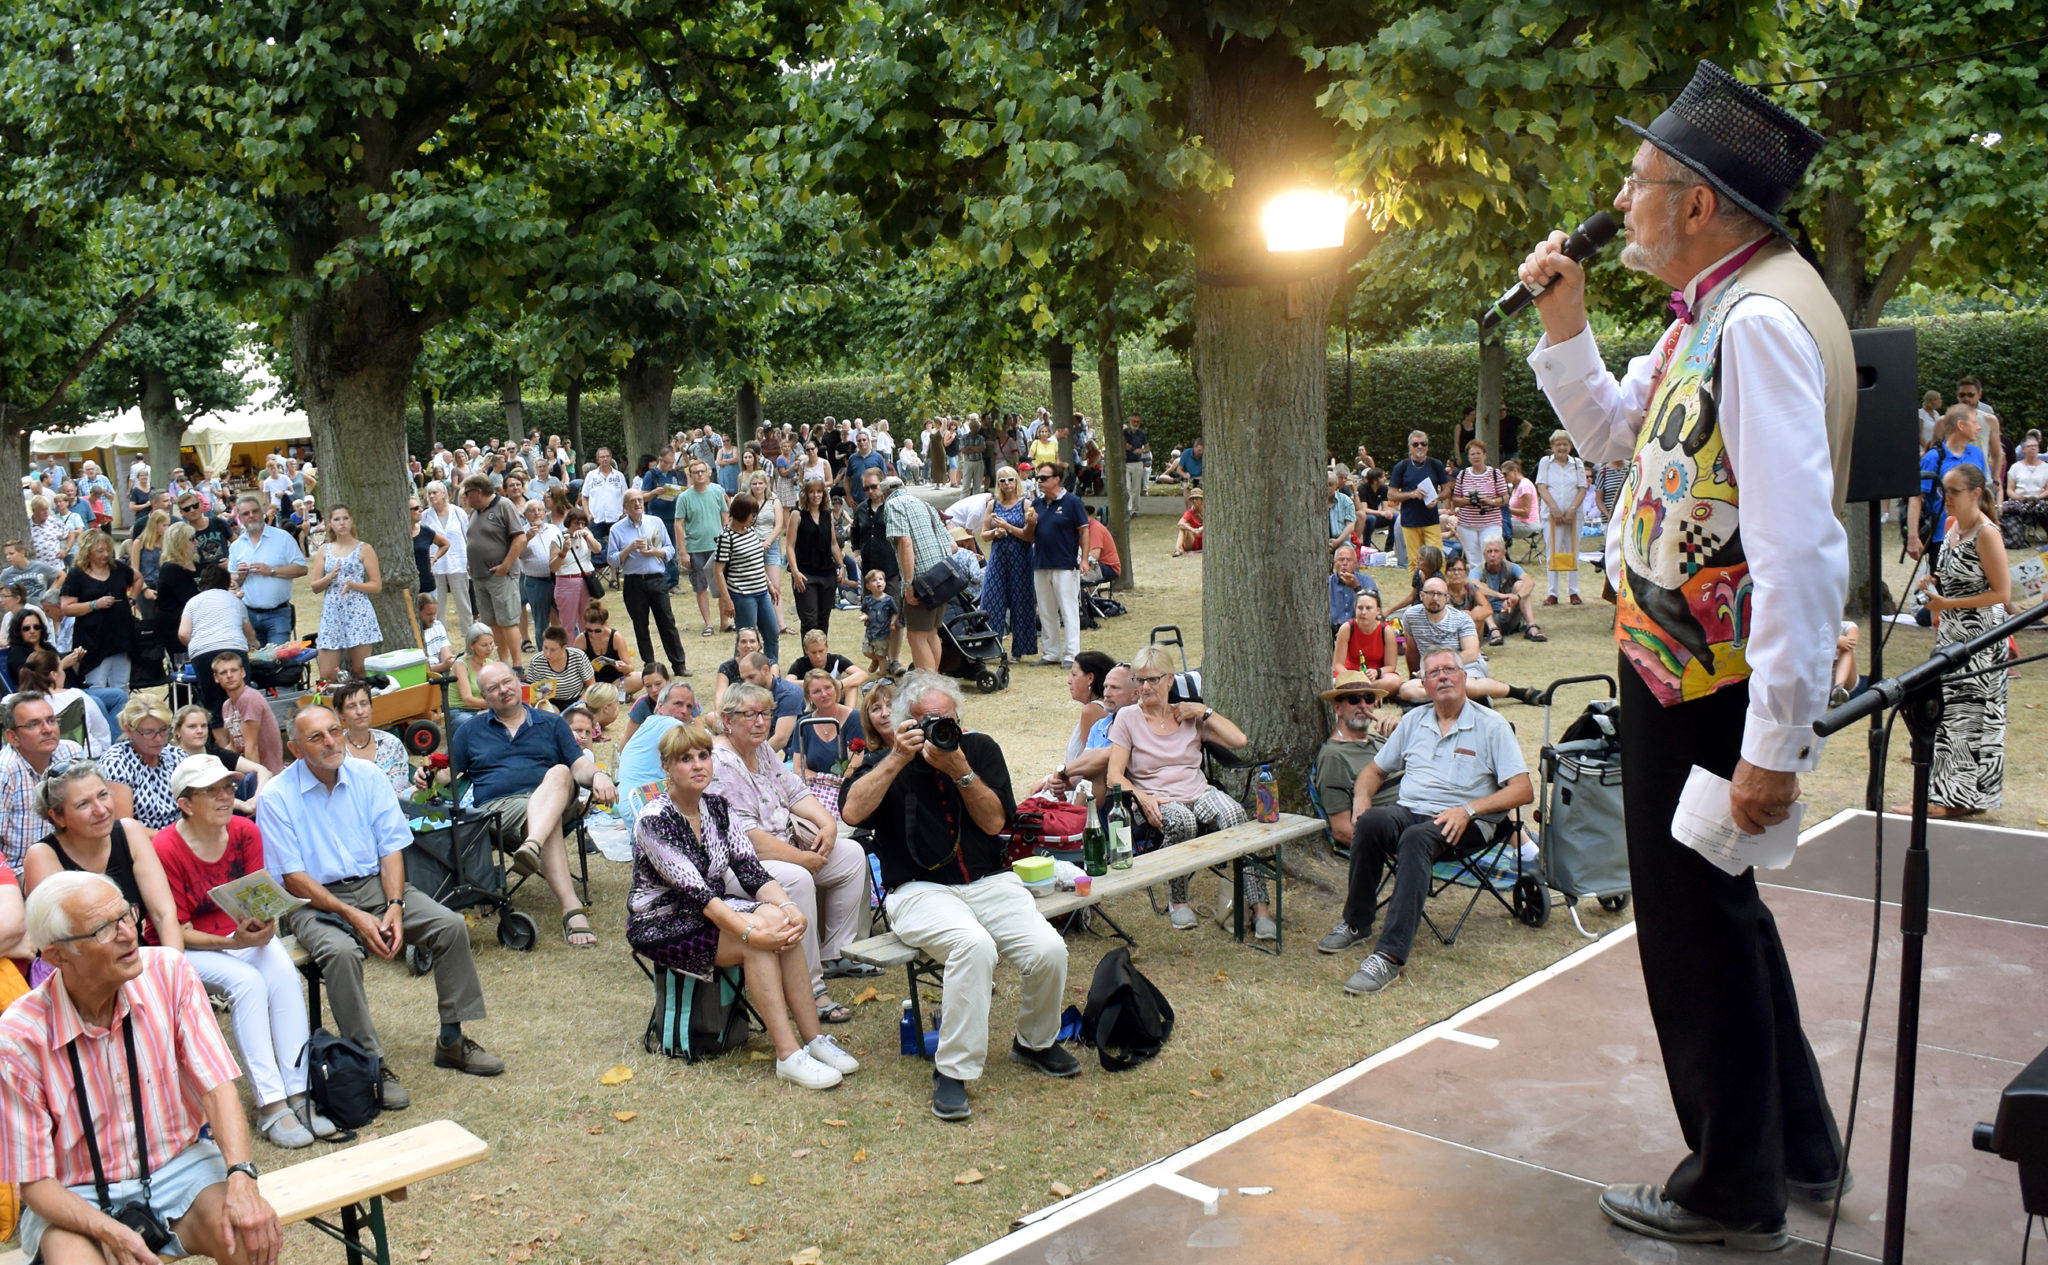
xmin=842 ymin=814 xmax=1324 ymax=1058
xmin=0 ymin=1119 xmax=489 ymax=1265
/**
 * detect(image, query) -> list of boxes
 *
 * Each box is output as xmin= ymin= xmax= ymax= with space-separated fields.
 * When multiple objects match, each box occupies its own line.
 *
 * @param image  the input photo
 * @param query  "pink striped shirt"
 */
xmin=0 ymin=947 xmax=241 ymax=1186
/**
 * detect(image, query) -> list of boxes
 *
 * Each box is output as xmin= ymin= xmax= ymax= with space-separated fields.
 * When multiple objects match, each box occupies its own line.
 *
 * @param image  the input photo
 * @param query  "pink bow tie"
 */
xmin=1668 ymin=292 xmax=1695 ymax=324
xmin=1669 ymin=238 xmax=1772 ymax=326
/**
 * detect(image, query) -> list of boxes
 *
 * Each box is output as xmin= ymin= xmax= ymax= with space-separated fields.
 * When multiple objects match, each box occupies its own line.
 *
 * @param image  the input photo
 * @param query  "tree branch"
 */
xmin=1864 ymin=228 xmax=1928 ymax=325
xmin=6 ymin=285 xmax=160 ymax=431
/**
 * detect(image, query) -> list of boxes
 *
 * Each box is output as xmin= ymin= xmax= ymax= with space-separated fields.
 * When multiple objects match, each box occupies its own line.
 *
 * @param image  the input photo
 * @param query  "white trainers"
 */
xmin=806 ymin=1034 xmax=861 ymax=1075
xmin=775 ymin=1047 xmax=844 ymax=1090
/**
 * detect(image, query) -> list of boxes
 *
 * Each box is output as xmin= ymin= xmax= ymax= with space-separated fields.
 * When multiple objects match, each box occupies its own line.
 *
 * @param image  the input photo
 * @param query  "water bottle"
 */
xmin=1254 ymin=764 xmax=1279 ymax=823
xmin=1107 ymin=790 xmax=1134 ymax=870
xmin=1081 ymin=789 xmax=1108 ymax=877
xmin=898 ymin=1000 xmax=917 ymax=1055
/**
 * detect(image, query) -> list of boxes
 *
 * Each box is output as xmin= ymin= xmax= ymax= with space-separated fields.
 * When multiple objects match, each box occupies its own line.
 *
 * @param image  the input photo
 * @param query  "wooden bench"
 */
xmin=843 ymin=814 xmax=1324 ymax=1057
xmin=0 ymin=1119 xmax=488 ymax=1265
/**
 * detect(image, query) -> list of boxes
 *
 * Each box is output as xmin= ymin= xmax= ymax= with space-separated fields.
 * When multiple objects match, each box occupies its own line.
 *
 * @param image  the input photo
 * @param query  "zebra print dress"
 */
xmin=1929 ymin=523 xmax=2006 ymax=811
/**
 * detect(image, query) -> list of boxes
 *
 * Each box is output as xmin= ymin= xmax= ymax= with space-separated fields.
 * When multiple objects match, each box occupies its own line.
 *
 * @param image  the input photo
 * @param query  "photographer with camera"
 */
xmin=0 ymin=871 xmax=282 ymax=1265
xmin=841 ymin=672 xmax=1076 ymax=1122
xmin=1450 ymin=441 xmax=1509 ymax=567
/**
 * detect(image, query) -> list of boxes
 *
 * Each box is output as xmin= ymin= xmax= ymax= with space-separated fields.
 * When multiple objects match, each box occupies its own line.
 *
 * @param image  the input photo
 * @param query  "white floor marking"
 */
xmin=1439 ymin=1029 xmax=1500 ymax=1050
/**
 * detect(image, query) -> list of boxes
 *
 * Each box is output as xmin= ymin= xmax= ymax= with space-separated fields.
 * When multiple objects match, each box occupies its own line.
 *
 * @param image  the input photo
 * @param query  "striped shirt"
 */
xmin=0 ymin=741 xmax=84 ymax=871
xmin=524 ymin=647 xmax=593 ymax=707
xmin=712 ymin=527 xmax=769 ymax=596
xmin=0 ymin=948 xmax=241 ymax=1187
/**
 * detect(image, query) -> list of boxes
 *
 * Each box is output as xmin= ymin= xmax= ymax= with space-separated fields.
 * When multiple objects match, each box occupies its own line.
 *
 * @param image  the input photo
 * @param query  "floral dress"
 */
xmin=318 ymin=541 xmax=382 ymax=650
xmin=1929 ymin=522 xmax=2006 ymax=810
xmin=627 ymin=793 xmax=770 ymax=979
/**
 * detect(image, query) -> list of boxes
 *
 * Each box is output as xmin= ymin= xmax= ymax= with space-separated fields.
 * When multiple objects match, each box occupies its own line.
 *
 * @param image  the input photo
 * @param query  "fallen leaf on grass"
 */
xmin=852 ymin=1148 xmax=868 ymax=1163
xmin=850 ymin=986 xmax=878 ymax=1004
xmin=748 ymin=1173 xmax=768 ymax=1186
xmin=597 ymin=1065 xmax=633 ymax=1086
xmin=728 ymin=1230 xmax=749 ymax=1242
xmin=584 ymin=1126 xmax=604 ymax=1135
xmin=790 ymin=1250 xmax=824 ymax=1265
xmin=791 ymin=1148 xmax=812 ymax=1159
xmin=1209 ymin=1068 xmax=1225 ymax=1081
xmin=508 ymin=1247 xmax=532 ymax=1264
xmin=954 ymin=1168 xmax=986 ymax=1185
xmin=1189 ymin=1089 xmax=1208 ymax=1099
xmin=613 ymin=1111 xmax=638 ymax=1123
xmin=823 ymin=1118 xmax=849 ymax=1127
xmin=568 ymin=1215 xmax=586 ymax=1226
xmin=750 ymin=1051 xmax=774 ymax=1062
xmin=1091 ymin=1110 xmax=1111 ymax=1121
xmin=416 ymin=1251 xmax=434 ymax=1261
xmin=1049 ymin=1182 xmax=1074 ymax=1199
xmin=1211 ymin=971 xmax=1229 ymax=982
xmin=1092 ymin=1167 xmax=1108 ymax=1180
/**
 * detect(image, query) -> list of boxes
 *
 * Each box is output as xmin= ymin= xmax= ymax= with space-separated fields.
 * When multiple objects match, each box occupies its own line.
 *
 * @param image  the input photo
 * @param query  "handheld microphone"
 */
xmin=1477 ymin=211 xmax=1618 ymax=332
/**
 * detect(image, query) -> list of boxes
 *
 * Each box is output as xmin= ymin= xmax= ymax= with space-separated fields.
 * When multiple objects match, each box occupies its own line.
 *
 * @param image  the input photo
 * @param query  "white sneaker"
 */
xmin=806 ymin=1034 xmax=861 ymax=1075
xmin=775 ymin=1048 xmax=844 ymax=1090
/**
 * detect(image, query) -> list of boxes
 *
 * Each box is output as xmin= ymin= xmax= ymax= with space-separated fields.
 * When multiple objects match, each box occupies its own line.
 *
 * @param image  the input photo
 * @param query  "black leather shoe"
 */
xmin=931 ymin=1071 xmax=971 ymax=1121
xmin=1009 ymin=1038 xmax=1081 ymax=1078
xmin=1598 ymin=1183 xmax=1787 ymax=1252
xmin=1788 ymin=1168 xmax=1854 ymax=1204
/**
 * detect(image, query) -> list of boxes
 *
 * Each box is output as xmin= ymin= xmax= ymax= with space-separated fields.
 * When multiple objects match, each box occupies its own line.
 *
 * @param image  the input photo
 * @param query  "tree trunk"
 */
xmin=1475 ymin=335 xmax=1504 ymax=460
xmin=0 ymin=416 xmax=27 ymax=546
xmin=618 ymin=352 xmax=676 ymax=468
xmin=420 ymin=388 xmax=437 ymax=455
xmin=1096 ymin=306 xmax=1134 ymax=592
xmin=139 ymin=366 xmax=184 ymax=489
xmin=735 ymin=378 xmax=763 ymax=447
xmin=500 ymin=370 xmax=524 ymax=444
xmin=565 ymin=375 xmax=584 ymax=459
xmin=1184 ymin=33 xmax=1352 ymax=791
xmin=1047 ymin=340 xmax=1076 ymax=465
xmin=288 ymin=280 xmax=425 ymax=651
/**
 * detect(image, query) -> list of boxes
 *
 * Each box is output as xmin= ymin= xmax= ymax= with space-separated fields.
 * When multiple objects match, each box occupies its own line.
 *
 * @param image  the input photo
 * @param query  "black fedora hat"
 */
xmin=1620 ymin=60 xmax=1823 ymax=240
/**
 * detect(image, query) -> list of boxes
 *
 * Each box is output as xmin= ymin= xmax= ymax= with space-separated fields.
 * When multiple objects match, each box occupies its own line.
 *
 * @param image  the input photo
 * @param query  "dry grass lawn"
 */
xmin=193 ymin=508 xmax=2048 ymax=1264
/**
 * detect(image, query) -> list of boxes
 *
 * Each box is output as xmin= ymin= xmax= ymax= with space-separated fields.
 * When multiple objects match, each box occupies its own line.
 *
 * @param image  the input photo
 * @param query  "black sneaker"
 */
xmin=1009 ymin=1038 xmax=1081 ymax=1078
xmin=932 ymin=1070 xmax=971 ymax=1121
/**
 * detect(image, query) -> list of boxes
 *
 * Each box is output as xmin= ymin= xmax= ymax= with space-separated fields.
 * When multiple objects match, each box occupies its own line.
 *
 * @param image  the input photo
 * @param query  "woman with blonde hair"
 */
xmin=99 ymin=696 xmax=185 ymax=830
xmin=56 ymin=528 xmax=141 ymax=692
xmin=978 ymin=464 xmax=1039 ymax=661
xmin=127 ymin=509 xmax=171 ymax=614
xmin=170 ymin=703 xmax=268 ymax=813
xmin=152 ymin=520 xmax=201 ymax=661
xmin=744 ymin=470 xmax=788 ymax=625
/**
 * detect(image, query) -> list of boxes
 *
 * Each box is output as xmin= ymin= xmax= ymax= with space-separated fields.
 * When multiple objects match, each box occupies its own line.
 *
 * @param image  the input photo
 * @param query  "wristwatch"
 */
xmin=1055 ymin=763 xmax=1068 ymax=782
xmin=226 ymin=1161 xmax=260 ymax=1182
xmin=956 ymin=770 xmax=979 ymax=787
xmin=1201 ymin=707 xmax=1214 ymax=723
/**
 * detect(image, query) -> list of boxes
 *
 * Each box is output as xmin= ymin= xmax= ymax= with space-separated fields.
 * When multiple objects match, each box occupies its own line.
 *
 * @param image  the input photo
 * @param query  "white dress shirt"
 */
xmin=1527 ymin=242 xmax=1846 ymax=773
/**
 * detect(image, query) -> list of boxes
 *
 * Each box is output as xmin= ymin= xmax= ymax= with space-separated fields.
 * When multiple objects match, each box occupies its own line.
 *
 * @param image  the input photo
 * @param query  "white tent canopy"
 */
xmin=30 ymin=363 xmax=310 ymax=471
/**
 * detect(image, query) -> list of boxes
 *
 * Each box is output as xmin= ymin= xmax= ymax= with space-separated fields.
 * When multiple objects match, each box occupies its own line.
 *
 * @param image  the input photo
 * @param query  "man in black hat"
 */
xmin=1517 ymin=61 xmax=1853 ymax=1250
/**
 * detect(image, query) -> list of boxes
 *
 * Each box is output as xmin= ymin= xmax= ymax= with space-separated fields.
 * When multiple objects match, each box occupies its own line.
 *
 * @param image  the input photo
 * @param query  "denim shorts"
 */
xmin=19 ymin=1137 xmax=225 ymax=1261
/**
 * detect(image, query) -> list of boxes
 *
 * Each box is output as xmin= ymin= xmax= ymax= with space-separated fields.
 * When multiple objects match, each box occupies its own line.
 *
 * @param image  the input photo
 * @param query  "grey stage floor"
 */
xmin=956 ymin=810 xmax=2044 ymax=1265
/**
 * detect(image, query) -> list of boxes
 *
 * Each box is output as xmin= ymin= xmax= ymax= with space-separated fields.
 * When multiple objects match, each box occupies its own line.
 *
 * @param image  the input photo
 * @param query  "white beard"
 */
xmin=1619 ymin=229 xmax=1680 ymax=277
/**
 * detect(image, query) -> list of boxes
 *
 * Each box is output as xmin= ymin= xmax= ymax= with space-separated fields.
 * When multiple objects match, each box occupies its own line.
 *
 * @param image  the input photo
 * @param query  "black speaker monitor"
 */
xmin=1846 ymin=326 xmax=1922 ymax=504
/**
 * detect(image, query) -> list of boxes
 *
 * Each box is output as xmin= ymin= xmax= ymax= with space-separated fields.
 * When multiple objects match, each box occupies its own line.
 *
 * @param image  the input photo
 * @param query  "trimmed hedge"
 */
xmin=411 ymin=310 xmax=2045 ymax=466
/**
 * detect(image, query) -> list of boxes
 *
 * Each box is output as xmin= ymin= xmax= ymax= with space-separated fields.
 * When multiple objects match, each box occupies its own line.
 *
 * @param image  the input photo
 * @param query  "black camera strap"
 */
xmin=64 ymin=1015 xmax=153 ymax=1213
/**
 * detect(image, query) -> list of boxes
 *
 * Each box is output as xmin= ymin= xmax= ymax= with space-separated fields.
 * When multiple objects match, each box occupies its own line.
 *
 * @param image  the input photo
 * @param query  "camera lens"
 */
xmin=922 ymin=715 xmax=962 ymax=752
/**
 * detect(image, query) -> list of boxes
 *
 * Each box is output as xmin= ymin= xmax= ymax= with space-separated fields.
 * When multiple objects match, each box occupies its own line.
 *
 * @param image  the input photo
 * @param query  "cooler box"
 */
xmin=364 ymin=648 xmax=429 ymax=690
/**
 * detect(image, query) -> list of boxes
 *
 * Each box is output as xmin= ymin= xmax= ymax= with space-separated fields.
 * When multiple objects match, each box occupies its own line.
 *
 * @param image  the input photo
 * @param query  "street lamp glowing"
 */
xmin=1262 ymin=191 xmax=1350 ymax=252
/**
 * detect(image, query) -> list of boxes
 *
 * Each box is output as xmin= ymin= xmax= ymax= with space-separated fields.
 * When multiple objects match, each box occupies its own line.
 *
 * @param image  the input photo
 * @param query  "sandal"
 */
xmin=561 ymin=907 xmax=597 ymax=949
xmin=1525 ymin=626 xmax=1548 ymax=643
xmin=1486 ymin=629 xmax=1504 ymax=647
xmin=815 ymin=992 xmax=853 ymax=1024
xmin=510 ymin=839 xmax=542 ymax=877
xmin=822 ymin=957 xmax=883 ymax=979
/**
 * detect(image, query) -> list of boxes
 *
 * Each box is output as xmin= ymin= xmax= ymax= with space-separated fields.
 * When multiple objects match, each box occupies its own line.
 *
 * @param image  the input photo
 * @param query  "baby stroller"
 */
xmin=939 ymin=586 xmax=1010 ymax=693
xmin=1535 ymin=675 xmax=1632 ymax=938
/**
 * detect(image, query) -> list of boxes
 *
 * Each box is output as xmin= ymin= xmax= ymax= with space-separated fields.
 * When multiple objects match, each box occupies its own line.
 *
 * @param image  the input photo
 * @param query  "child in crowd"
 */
xmin=860 ymin=569 xmax=897 ymax=675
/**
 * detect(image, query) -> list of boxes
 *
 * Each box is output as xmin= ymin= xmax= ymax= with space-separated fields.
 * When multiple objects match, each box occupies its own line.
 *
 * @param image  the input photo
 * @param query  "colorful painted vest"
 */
xmin=1613 ymin=282 xmax=1752 ymax=706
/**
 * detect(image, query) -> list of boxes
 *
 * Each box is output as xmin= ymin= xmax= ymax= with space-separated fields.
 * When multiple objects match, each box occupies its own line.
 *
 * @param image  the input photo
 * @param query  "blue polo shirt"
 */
xmin=1328 ymin=572 xmax=1380 ymax=627
xmin=844 ymin=450 xmax=888 ymax=489
xmin=769 ymin=675 xmax=805 ymax=724
xmin=1181 ymin=450 xmax=1203 ymax=479
xmin=1390 ymin=457 xmax=1448 ymax=528
xmin=1030 ymin=491 xmax=1089 ymax=571
xmin=450 ymin=704 xmax=581 ymax=805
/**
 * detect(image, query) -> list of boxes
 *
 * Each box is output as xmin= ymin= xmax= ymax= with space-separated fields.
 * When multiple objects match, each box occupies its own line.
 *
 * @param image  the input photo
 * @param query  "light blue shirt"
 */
xmin=606 ymin=514 xmax=674 ymax=575
xmin=1371 ymin=698 xmax=1528 ymax=820
xmin=617 ymin=716 xmax=684 ymax=795
xmin=227 ymin=524 xmax=307 ymax=611
xmin=257 ymin=756 xmax=411 ymax=885
xmin=1085 ymin=712 xmax=1115 ymax=749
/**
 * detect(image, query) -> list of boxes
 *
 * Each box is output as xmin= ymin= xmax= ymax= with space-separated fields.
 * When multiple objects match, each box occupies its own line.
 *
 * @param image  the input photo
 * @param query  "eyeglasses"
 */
xmin=730 ymin=710 xmax=774 ymax=722
xmin=51 ymin=903 xmax=140 ymax=947
xmin=1333 ymin=694 xmax=1374 ymax=705
xmin=1035 ymin=474 xmax=1056 ymax=482
xmin=1619 ymin=174 xmax=1691 ymax=196
xmin=1132 ymin=673 xmax=1168 ymax=685
xmin=131 ymin=726 xmax=170 ymax=740
xmin=1409 ymin=441 xmax=1428 ymax=447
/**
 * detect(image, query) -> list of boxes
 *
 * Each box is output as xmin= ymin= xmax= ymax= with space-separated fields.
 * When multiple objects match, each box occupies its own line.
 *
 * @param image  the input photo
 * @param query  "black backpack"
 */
xmin=302 ymin=1028 xmax=381 ymax=1132
xmin=1080 ymin=947 xmax=1175 ymax=1071
xmin=642 ymin=961 xmax=752 ymax=1062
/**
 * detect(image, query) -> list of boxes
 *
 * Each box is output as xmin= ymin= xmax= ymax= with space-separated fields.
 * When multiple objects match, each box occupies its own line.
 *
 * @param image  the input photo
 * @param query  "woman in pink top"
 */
xmin=1105 ymin=645 xmax=1273 ymax=939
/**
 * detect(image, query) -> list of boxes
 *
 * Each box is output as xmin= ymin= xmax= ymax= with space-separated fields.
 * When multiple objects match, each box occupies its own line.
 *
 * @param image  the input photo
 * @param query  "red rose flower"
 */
xmin=427 ymin=753 xmax=450 ymax=770
xmin=848 ymin=739 xmax=866 ymax=753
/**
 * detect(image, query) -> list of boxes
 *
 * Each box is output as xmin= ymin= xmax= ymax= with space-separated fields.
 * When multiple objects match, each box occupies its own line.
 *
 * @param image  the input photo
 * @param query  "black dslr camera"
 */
xmin=914 ymin=714 xmax=963 ymax=753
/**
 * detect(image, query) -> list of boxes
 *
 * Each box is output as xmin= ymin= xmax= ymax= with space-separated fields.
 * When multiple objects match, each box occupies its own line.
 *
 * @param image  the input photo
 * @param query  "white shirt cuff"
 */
xmin=1527 ymin=325 xmax=1604 ymax=383
xmin=1741 ymin=707 xmax=1826 ymax=773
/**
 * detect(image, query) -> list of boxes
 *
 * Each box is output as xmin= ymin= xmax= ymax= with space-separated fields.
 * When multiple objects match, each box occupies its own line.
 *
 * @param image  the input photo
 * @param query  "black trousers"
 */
xmin=1343 ymin=804 xmax=1455 ymax=965
xmin=1618 ymin=659 xmax=1842 ymax=1223
xmin=622 ymin=572 xmax=686 ymax=672
xmin=793 ymin=571 xmax=837 ymax=637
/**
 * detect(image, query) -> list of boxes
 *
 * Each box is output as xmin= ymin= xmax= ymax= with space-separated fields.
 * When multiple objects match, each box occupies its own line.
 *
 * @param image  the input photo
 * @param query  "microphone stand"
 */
xmin=1815 ymin=591 xmax=2048 ymax=1264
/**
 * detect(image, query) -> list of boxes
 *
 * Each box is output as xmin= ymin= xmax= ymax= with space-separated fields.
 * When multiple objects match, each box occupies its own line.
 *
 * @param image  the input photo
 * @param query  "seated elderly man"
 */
xmin=0 ymin=871 xmax=282 ymax=1265
xmin=1472 ymin=536 xmax=1545 ymax=643
xmin=0 ymin=692 xmax=133 ymax=871
xmin=1310 ymin=672 xmax=1402 ymax=917
xmin=617 ymin=679 xmax=704 ymax=820
xmin=1332 ymin=647 xmax=1533 ymax=995
xmin=842 ymin=671 xmax=1076 ymax=1122
xmin=265 ymin=706 xmax=502 ymax=1104
xmin=709 ymin=682 xmax=873 ymax=1025
xmin=430 ymin=661 xmax=615 ymax=950
xmin=1394 ymin=577 xmax=1546 ymax=707
xmin=737 ymin=651 xmax=805 ymax=753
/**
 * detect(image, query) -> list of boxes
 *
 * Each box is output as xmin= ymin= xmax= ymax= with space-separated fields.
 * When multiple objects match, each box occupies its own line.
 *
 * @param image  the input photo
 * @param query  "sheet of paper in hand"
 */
xmin=208 ymin=869 xmax=308 ymax=924
xmin=1671 ymin=766 xmax=1804 ymax=877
